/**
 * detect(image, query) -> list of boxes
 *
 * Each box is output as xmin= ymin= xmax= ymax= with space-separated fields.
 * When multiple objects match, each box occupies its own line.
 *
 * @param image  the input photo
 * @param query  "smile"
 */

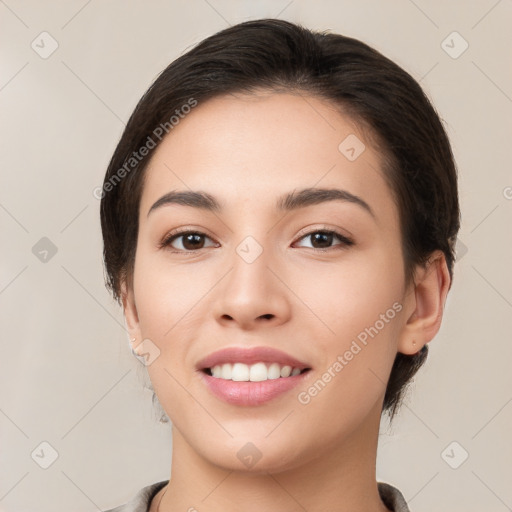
xmin=205 ymin=362 xmax=308 ymax=381
xmin=197 ymin=345 xmax=312 ymax=406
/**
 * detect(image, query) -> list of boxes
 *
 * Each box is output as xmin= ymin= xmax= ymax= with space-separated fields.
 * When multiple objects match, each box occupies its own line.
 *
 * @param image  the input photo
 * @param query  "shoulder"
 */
xmin=103 ymin=480 xmax=169 ymax=512
xmin=377 ymin=481 xmax=411 ymax=512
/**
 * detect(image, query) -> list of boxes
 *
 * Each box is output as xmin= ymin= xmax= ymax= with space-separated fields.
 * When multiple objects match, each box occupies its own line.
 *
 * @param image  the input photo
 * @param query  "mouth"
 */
xmin=202 ymin=362 xmax=311 ymax=381
xmin=197 ymin=346 xmax=312 ymax=406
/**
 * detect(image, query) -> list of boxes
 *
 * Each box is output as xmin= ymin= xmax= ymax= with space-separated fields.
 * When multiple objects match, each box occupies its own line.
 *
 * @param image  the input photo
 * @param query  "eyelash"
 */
xmin=159 ymin=227 xmax=354 ymax=254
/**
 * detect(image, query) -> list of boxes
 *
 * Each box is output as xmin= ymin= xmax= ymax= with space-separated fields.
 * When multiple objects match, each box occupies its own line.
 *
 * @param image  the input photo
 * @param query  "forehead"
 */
xmin=139 ymin=92 xmax=395 ymax=223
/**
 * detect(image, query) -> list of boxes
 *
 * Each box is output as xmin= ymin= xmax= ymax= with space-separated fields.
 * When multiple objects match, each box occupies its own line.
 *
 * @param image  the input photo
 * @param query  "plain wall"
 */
xmin=1 ymin=1 xmax=511 ymax=511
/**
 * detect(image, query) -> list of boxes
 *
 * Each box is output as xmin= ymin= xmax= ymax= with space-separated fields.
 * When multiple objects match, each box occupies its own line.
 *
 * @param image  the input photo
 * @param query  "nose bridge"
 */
xmin=225 ymin=207 xmax=275 ymax=290
xmin=214 ymin=232 xmax=291 ymax=328
xmin=228 ymin=234 xmax=274 ymax=302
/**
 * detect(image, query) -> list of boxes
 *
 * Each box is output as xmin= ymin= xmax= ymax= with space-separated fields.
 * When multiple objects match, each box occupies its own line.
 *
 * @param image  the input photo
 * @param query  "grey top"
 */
xmin=104 ymin=480 xmax=411 ymax=512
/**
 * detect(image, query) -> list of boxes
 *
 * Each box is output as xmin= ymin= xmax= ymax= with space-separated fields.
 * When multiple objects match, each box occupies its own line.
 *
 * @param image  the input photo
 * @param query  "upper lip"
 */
xmin=197 ymin=346 xmax=311 ymax=370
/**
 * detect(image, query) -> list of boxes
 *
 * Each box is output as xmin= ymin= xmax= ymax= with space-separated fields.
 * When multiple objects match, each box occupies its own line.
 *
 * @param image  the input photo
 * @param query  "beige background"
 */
xmin=1 ymin=1 xmax=511 ymax=511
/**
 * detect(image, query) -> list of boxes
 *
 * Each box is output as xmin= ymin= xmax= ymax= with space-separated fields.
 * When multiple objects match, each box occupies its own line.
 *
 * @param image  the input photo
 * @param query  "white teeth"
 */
xmin=249 ymin=362 xmax=267 ymax=382
xmin=280 ymin=365 xmax=292 ymax=378
xmin=221 ymin=363 xmax=232 ymax=379
xmin=232 ymin=362 xmax=250 ymax=381
xmin=267 ymin=363 xmax=281 ymax=380
xmin=208 ymin=362 xmax=306 ymax=381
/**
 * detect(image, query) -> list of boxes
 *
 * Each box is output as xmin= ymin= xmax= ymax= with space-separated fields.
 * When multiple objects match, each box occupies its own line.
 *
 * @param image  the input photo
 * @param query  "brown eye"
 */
xmin=161 ymin=231 xmax=217 ymax=251
xmin=295 ymin=230 xmax=353 ymax=250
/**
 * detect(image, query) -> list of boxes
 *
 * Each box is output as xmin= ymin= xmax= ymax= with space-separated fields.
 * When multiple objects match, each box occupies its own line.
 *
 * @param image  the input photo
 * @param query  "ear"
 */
xmin=397 ymin=250 xmax=451 ymax=355
xmin=121 ymin=280 xmax=142 ymax=345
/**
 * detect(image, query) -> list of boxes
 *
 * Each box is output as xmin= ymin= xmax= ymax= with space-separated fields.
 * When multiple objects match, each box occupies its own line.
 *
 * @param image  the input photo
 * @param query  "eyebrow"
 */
xmin=147 ymin=187 xmax=375 ymax=218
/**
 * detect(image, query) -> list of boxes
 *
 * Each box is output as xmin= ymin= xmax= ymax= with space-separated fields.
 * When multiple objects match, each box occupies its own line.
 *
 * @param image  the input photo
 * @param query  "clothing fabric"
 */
xmin=104 ymin=480 xmax=411 ymax=512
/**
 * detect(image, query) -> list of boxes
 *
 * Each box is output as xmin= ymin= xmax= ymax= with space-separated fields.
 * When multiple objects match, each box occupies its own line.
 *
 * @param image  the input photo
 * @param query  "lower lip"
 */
xmin=200 ymin=371 xmax=310 ymax=406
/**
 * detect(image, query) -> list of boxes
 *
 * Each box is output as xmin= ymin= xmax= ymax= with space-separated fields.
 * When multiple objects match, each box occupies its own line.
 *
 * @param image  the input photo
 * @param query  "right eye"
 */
xmin=160 ymin=230 xmax=218 ymax=252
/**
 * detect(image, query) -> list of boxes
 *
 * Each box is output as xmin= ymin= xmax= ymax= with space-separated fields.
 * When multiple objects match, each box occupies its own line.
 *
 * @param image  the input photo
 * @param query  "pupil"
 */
xmin=184 ymin=233 xmax=204 ymax=250
xmin=312 ymin=232 xmax=332 ymax=248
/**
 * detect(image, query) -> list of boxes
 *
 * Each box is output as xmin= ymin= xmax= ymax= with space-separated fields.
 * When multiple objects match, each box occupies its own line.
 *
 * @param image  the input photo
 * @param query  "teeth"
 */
xmin=209 ymin=362 xmax=306 ymax=381
xmin=249 ymin=362 xmax=267 ymax=382
xmin=221 ymin=363 xmax=232 ymax=380
xmin=232 ymin=362 xmax=249 ymax=381
xmin=267 ymin=363 xmax=281 ymax=379
xmin=280 ymin=365 xmax=292 ymax=377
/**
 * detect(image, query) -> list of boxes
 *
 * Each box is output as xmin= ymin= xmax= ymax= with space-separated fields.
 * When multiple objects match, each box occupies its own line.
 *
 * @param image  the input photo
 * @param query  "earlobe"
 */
xmin=397 ymin=251 xmax=451 ymax=355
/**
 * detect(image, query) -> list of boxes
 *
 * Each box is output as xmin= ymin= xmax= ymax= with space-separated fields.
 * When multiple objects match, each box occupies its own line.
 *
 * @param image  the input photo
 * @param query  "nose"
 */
xmin=213 ymin=243 xmax=292 ymax=331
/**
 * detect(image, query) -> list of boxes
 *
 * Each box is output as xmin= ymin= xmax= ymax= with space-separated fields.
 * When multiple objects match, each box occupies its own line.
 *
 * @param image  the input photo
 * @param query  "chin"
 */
xmin=191 ymin=432 xmax=315 ymax=475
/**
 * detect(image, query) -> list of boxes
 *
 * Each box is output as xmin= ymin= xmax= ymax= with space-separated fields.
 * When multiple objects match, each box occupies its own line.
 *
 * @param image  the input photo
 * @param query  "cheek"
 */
xmin=131 ymin=247 xmax=221 ymax=399
xmin=291 ymin=247 xmax=404 ymax=405
xmin=294 ymin=245 xmax=405 ymax=343
xmin=133 ymin=249 xmax=208 ymax=338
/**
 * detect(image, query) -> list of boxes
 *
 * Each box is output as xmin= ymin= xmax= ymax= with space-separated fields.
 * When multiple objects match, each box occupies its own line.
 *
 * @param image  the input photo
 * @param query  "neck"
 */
xmin=158 ymin=402 xmax=390 ymax=512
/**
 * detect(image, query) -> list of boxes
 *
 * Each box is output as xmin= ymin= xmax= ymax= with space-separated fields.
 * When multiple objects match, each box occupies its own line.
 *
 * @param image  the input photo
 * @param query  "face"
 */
xmin=124 ymin=91 xmax=415 ymax=473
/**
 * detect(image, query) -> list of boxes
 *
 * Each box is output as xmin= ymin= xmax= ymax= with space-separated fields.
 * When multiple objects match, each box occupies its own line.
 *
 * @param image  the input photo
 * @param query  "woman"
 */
xmin=100 ymin=18 xmax=460 ymax=512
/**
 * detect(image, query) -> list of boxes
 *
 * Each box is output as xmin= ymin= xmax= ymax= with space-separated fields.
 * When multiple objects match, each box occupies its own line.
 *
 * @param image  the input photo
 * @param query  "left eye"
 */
xmin=294 ymin=230 xmax=353 ymax=250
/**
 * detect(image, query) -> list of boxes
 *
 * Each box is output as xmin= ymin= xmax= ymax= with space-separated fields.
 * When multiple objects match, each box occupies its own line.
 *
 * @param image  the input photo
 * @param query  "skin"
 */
xmin=122 ymin=91 xmax=451 ymax=512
